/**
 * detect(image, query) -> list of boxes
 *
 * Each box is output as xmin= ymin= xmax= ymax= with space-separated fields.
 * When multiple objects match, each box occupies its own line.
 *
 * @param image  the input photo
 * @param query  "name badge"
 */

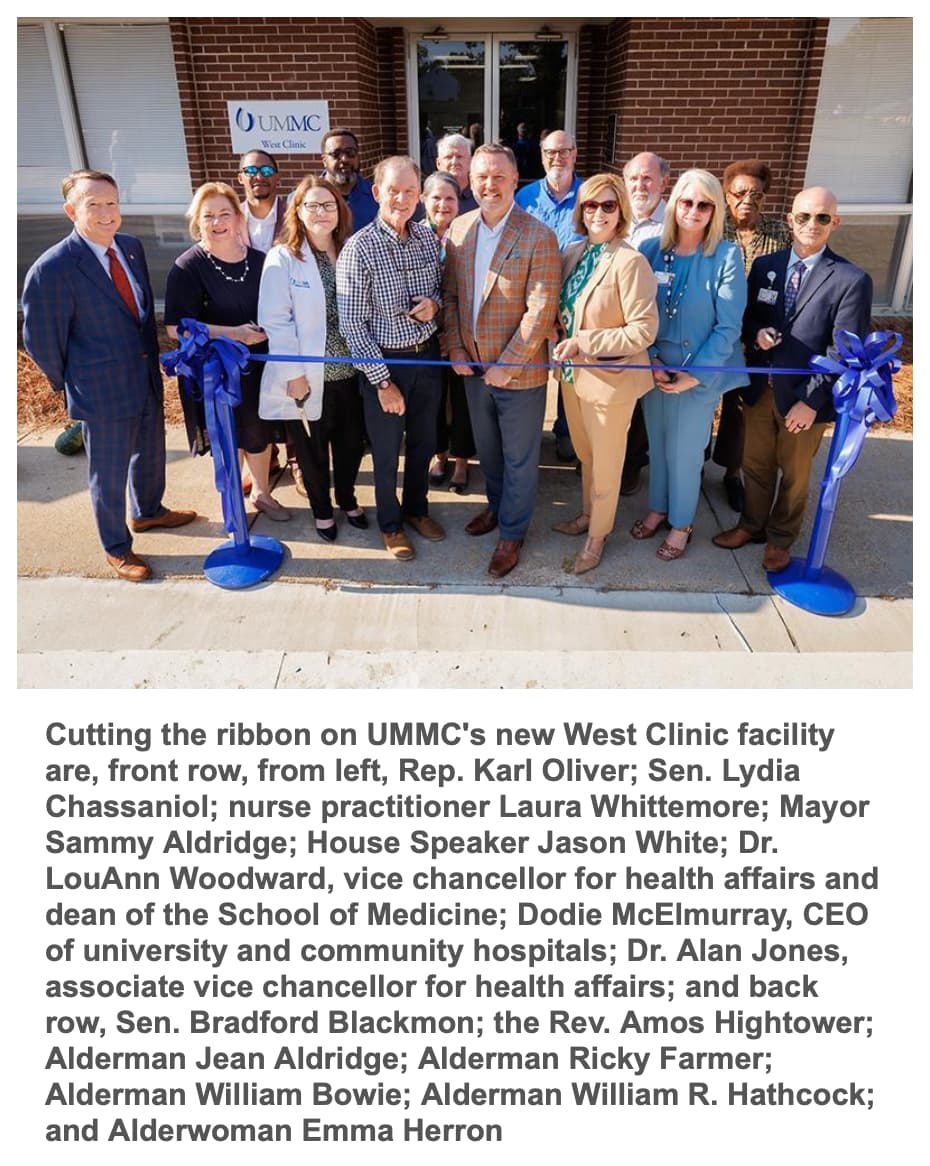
xmin=757 ymin=288 xmax=779 ymax=304
xmin=655 ymin=271 xmax=674 ymax=287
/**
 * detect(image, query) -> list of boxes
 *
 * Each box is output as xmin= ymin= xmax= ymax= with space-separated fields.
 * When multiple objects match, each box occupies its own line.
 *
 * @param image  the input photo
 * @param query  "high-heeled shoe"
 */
xmin=630 ymin=512 xmax=668 ymax=540
xmin=573 ymin=536 xmax=605 ymax=575
xmin=450 ymin=465 xmax=470 ymax=495
xmin=315 ymin=520 xmax=338 ymax=543
xmin=553 ymin=513 xmax=590 ymax=536
xmin=656 ymin=525 xmax=693 ymax=561
xmin=342 ymin=508 xmax=368 ymax=530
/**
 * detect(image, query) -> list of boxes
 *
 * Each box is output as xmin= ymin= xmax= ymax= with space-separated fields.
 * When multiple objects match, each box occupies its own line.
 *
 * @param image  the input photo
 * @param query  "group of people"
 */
xmin=22 ymin=124 xmax=872 ymax=584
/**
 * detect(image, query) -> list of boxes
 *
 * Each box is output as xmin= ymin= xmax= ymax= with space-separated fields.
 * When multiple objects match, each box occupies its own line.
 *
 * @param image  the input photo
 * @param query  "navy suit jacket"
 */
xmin=742 ymin=245 xmax=872 ymax=423
xmin=22 ymin=229 xmax=162 ymax=422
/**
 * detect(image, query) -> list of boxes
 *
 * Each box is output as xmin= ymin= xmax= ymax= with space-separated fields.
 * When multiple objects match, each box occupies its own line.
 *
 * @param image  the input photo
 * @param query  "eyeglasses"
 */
xmin=325 ymin=147 xmax=359 ymax=160
xmin=679 ymin=198 xmax=714 ymax=213
xmin=240 ymin=165 xmax=276 ymax=178
xmin=792 ymin=211 xmax=834 ymax=226
xmin=581 ymin=199 xmax=619 ymax=215
xmin=302 ymin=200 xmax=338 ymax=214
xmin=728 ymin=188 xmax=764 ymax=204
xmin=543 ymin=147 xmax=574 ymax=159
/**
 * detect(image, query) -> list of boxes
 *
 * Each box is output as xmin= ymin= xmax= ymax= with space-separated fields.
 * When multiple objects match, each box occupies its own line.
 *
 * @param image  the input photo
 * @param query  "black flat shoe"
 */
xmin=724 ymin=474 xmax=745 ymax=513
xmin=316 ymin=522 xmax=338 ymax=542
xmin=342 ymin=509 xmax=369 ymax=529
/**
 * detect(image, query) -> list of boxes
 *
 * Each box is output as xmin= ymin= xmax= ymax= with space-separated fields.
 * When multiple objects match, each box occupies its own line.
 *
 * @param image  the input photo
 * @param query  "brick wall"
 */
xmin=169 ymin=17 xmax=827 ymax=214
xmin=599 ymin=17 xmax=828 ymax=213
xmin=169 ymin=17 xmax=391 ymax=194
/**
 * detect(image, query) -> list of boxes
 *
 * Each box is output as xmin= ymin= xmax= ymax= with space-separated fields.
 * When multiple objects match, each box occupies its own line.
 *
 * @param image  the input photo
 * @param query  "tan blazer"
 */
xmin=559 ymin=236 xmax=658 ymax=404
xmin=442 ymin=204 xmax=561 ymax=390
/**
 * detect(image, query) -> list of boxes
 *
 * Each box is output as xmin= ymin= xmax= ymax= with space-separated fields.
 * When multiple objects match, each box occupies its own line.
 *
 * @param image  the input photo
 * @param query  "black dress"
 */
xmin=164 ymin=244 xmax=279 ymax=454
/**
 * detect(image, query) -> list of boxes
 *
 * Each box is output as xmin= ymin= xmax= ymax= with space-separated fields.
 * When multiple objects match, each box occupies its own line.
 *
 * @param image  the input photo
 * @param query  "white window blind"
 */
xmin=17 ymin=24 xmax=72 ymax=204
xmin=63 ymin=22 xmax=191 ymax=205
xmin=805 ymin=17 xmax=912 ymax=203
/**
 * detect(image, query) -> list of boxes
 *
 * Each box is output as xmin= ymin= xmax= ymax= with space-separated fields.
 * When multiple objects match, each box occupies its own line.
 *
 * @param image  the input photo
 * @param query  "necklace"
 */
xmin=203 ymin=246 xmax=250 ymax=284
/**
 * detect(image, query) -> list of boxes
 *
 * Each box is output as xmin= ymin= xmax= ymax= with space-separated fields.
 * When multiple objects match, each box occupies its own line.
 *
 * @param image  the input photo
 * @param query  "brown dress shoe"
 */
xmin=131 ymin=509 xmax=197 ymax=532
xmin=763 ymin=543 xmax=792 ymax=573
xmin=465 ymin=507 xmax=498 ymax=537
xmin=106 ymin=550 xmax=152 ymax=582
xmin=712 ymin=526 xmax=766 ymax=550
xmin=405 ymin=514 xmax=446 ymax=541
xmin=488 ymin=538 xmax=523 ymax=578
xmin=383 ymin=531 xmax=415 ymax=560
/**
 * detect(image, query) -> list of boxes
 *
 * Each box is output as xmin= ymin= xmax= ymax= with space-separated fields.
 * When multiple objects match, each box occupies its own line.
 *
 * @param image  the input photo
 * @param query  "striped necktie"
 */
xmin=107 ymin=247 xmax=140 ymax=321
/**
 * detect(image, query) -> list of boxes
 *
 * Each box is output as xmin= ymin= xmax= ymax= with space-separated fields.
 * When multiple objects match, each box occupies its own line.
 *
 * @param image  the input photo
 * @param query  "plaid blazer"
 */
xmin=442 ymin=204 xmax=560 ymax=389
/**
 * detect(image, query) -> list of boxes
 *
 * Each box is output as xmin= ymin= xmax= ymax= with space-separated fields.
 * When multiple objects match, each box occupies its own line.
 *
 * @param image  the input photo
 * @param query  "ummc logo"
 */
xmin=236 ymin=106 xmax=322 ymax=133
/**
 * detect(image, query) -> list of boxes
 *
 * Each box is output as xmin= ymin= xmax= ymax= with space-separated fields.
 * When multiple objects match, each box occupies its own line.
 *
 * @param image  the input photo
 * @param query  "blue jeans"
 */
xmin=464 ymin=377 xmax=546 ymax=541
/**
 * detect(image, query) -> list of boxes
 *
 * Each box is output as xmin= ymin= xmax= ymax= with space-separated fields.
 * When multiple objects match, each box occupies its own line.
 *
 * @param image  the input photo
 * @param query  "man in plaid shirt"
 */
xmin=337 ymin=156 xmax=444 ymax=561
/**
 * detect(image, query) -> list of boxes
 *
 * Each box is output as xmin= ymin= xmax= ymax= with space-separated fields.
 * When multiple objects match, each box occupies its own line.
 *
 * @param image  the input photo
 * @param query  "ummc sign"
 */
xmin=227 ymin=101 xmax=330 ymax=154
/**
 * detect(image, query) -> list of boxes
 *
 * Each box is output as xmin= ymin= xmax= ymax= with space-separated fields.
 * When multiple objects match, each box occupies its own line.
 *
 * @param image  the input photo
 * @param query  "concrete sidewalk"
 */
xmin=17 ymin=420 xmax=913 ymax=688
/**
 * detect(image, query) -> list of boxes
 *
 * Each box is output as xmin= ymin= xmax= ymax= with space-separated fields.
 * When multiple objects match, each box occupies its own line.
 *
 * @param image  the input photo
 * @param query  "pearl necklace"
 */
xmin=203 ymin=245 xmax=250 ymax=284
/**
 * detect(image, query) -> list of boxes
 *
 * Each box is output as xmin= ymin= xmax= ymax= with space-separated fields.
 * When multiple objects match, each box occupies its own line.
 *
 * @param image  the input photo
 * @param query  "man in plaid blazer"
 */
xmin=443 ymin=144 xmax=561 ymax=578
xmin=22 ymin=170 xmax=194 ymax=581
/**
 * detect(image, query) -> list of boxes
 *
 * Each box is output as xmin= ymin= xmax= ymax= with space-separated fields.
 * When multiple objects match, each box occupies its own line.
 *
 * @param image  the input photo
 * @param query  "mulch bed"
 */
xmin=18 ymin=317 xmax=912 ymax=434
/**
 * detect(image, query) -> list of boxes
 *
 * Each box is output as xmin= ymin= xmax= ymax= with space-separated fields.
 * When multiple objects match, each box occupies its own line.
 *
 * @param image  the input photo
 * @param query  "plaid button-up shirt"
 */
xmin=336 ymin=216 xmax=442 ymax=385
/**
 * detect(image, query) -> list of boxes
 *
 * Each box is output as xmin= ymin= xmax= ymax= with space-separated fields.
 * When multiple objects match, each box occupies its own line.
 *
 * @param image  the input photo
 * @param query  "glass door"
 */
xmin=409 ymin=32 xmax=574 ymax=183
xmin=413 ymin=38 xmax=490 ymax=176
xmin=494 ymin=39 xmax=568 ymax=186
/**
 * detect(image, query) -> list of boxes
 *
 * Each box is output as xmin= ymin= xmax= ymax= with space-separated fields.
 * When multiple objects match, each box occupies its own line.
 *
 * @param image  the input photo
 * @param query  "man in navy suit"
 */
xmin=22 ymin=169 xmax=195 ymax=581
xmin=712 ymin=186 xmax=872 ymax=573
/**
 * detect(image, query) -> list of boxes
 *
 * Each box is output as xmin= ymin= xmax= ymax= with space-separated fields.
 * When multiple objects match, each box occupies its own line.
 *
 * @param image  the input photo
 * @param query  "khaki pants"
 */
xmin=562 ymin=380 xmax=638 ymax=539
xmin=741 ymin=384 xmax=827 ymax=548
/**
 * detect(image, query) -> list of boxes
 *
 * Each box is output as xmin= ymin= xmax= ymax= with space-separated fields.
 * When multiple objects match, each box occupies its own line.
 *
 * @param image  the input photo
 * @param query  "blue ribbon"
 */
xmin=804 ymin=330 xmax=901 ymax=573
xmin=160 ymin=319 xmax=252 ymax=547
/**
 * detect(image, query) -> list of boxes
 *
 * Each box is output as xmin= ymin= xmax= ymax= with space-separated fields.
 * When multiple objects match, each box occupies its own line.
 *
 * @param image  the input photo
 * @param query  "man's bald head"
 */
xmin=623 ymin=152 xmax=670 ymax=219
xmin=789 ymin=186 xmax=840 ymax=258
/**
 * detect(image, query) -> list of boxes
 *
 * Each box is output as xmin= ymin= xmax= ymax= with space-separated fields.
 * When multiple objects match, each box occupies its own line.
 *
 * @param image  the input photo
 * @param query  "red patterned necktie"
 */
xmin=106 ymin=247 xmax=140 ymax=321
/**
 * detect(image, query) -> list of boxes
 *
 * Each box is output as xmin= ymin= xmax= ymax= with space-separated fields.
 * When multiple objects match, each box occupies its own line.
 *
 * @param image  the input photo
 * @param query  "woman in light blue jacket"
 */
xmin=635 ymin=170 xmax=748 ymax=560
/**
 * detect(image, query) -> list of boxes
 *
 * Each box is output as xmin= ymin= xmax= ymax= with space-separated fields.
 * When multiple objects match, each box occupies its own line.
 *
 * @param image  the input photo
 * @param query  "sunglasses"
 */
xmin=326 ymin=147 xmax=359 ymax=160
xmin=581 ymin=199 xmax=619 ymax=214
xmin=240 ymin=165 xmax=276 ymax=178
xmin=679 ymin=198 xmax=714 ymax=213
xmin=728 ymin=188 xmax=764 ymax=204
xmin=792 ymin=211 xmax=834 ymax=226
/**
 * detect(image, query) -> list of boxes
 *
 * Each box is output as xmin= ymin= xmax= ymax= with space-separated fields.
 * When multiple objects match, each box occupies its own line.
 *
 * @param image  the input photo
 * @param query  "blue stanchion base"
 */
xmin=769 ymin=557 xmax=856 ymax=616
xmin=203 ymin=535 xmax=286 ymax=590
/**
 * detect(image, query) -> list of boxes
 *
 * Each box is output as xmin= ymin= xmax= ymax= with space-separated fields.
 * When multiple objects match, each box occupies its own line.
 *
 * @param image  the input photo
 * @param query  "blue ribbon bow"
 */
xmin=161 ymin=318 xmax=252 ymax=546
xmin=803 ymin=329 xmax=900 ymax=574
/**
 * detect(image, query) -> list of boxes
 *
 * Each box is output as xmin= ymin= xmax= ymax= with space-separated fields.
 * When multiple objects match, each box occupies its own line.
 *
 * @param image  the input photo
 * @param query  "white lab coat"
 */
xmin=256 ymin=241 xmax=327 ymax=422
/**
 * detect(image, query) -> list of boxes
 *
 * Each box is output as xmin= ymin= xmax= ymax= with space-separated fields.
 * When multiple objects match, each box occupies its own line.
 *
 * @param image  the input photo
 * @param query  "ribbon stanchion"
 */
xmin=161 ymin=319 xmax=285 ymax=590
xmin=768 ymin=330 xmax=901 ymax=616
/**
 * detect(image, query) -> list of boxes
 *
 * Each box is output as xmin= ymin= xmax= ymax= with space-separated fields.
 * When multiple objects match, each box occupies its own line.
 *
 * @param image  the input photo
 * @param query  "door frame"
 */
xmin=405 ymin=29 xmax=577 ymax=169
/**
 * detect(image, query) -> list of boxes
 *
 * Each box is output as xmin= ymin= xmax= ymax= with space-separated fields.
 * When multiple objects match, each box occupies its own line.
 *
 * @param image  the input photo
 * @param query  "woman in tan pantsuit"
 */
xmin=552 ymin=174 xmax=658 ymax=574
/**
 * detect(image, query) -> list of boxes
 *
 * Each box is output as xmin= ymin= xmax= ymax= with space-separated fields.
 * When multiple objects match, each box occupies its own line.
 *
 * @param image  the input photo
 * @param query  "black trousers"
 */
xmin=285 ymin=376 xmax=365 ymax=520
xmin=435 ymin=367 xmax=476 ymax=459
xmin=621 ymin=398 xmax=650 ymax=475
xmin=710 ymin=387 xmax=745 ymax=471
xmin=361 ymin=341 xmax=443 ymax=532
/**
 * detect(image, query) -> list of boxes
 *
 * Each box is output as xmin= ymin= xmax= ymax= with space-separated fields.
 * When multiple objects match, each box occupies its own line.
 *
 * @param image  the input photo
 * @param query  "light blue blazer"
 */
xmin=639 ymin=237 xmax=748 ymax=400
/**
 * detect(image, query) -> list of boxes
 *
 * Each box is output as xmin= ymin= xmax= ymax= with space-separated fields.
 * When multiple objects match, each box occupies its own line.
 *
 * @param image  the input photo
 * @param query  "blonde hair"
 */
xmin=660 ymin=169 xmax=725 ymax=255
xmin=186 ymin=182 xmax=242 ymax=241
xmin=572 ymin=173 xmax=630 ymax=238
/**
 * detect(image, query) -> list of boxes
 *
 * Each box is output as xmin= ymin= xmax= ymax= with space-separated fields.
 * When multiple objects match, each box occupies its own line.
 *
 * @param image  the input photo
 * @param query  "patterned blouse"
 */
xmin=558 ymin=242 xmax=604 ymax=384
xmin=311 ymin=247 xmax=355 ymax=382
xmin=725 ymin=215 xmax=792 ymax=275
